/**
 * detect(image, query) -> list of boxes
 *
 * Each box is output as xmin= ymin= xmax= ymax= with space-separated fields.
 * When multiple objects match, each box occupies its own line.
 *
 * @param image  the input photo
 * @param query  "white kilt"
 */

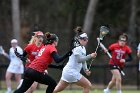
xmin=61 ymin=68 xmax=82 ymax=83
xmin=7 ymin=63 xmax=24 ymax=74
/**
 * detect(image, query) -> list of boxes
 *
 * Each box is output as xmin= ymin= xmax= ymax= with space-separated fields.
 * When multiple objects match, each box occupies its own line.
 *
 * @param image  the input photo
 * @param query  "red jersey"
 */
xmin=28 ymin=44 xmax=57 ymax=72
xmin=24 ymin=43 xmax=44 ymax=67
xmin=109 ymin=43 xmax=132 ymax=68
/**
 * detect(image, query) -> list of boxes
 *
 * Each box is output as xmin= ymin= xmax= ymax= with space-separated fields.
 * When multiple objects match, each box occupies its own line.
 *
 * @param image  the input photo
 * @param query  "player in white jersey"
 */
xmin=1 ymin=39 xmax=23 ymax=93
xmin=53 ymin=26 xmax=97 ymax=93
xmin=137 ymin=43 xmax=140 ymax=71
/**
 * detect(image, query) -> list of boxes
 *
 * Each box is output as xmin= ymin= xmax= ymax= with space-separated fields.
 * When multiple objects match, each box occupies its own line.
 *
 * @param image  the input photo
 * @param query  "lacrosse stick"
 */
xmin=88 ymin=26 xmax=109 ymax=70
xmin=99 ymin=42 xmax=125 ymax=76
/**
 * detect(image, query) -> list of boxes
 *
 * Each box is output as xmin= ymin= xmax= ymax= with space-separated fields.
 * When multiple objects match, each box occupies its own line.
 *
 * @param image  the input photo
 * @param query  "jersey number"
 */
xmin=38 ymin=48 xmax=45 ymax=56
xmin=116 ymin=53 xmax=123 ymax=59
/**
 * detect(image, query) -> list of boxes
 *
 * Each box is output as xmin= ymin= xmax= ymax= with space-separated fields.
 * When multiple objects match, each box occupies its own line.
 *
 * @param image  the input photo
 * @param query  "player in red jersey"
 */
xmin=103 ymin=33 xmax=132 ymax=93
xmin=14 ymin=32 xmax=72 ymax=93
xmin=24 ymin=31 xmax=44 ymax=67
xmin=15 ymin=31 xmax=44 ymax=93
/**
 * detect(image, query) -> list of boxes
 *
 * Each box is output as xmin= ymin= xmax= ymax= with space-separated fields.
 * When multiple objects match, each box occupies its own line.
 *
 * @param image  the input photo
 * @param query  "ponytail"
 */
xmin=43 ymin=32 xmax=58 ymax=45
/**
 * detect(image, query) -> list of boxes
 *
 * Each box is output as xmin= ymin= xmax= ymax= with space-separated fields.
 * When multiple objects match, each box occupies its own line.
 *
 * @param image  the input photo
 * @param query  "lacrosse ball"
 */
xmin=101 ymin=31 xmax=106 ymax=35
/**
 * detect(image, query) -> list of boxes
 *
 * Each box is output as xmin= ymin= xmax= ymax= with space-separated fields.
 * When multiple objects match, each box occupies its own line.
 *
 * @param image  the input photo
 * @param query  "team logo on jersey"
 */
xmin=31 ymin=52 xmax=38 ymax=55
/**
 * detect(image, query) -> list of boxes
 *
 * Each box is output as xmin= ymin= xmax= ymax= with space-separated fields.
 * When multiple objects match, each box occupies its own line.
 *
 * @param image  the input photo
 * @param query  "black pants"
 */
xmin=14 ymin=68 xmax=57 ymax=93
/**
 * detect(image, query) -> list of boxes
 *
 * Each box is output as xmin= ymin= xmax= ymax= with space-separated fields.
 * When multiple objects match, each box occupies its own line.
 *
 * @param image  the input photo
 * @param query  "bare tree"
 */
xmin=11 ymin=0 xmax=21 ymax=43
xmin=128 ymin=0 xmax=137 ymax=47
xmin=83 ymin=0 xmax=99 ymax=35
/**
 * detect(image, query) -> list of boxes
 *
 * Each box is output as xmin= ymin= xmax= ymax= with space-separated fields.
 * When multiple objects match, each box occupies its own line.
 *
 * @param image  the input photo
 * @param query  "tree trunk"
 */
xmin=128 ymin=0 xmax=137 ymax=48
xmin=83 ymin=0 xmax=99 ymax=35
xmin=11 ymin=0 xmax=21 ymax=43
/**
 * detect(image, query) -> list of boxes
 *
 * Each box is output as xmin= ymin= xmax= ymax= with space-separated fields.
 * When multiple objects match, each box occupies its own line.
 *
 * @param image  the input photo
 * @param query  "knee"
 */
xmin=111 ymin=79 xmax=116 ymax=84
xmin=117 ymin=78 xmax=122 ymax=82
xmin=5 ymin=75 xmax=10 ymax=80
xmin=84 ymin=82 xmax=92 ymax=89
xmin=88 ymin=83 xmax=92 ymax=89
xmin=115 ymin=77 xmax=122 ymax=84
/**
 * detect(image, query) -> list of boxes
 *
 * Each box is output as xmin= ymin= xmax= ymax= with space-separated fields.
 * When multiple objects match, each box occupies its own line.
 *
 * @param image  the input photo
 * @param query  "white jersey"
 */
xmin=61 ymin=46 xmax=87 ymax=82
xmin=7 ymin=46 xmax=24 ymax=74
xmin=9 ymin=46 xmax=23 ymax=65
xmin=64 ymin=46 xmax=86 ymax=72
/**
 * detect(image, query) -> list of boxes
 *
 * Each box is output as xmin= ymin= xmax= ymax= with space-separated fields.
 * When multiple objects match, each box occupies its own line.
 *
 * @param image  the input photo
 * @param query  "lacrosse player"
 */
xmin=14 ymin=32 xmax=72 ymax=93
xmin=16 ymin=31 xmax=44 ymax=93
xmin=103 ymin=33 xmax=132 ymax=93
xmin=0 ymin=39 xmax=23 ymax=93
xmin=53 ymin=26 xmax=97 ymax=93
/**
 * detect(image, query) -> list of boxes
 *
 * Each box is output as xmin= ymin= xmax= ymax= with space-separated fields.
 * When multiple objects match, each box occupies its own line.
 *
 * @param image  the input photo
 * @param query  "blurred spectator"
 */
xmin=0 ymin=39 xmax=23 ymax=93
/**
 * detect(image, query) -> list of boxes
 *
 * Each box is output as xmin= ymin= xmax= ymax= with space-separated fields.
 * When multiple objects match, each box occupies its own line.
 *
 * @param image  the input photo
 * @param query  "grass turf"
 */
xmin=35 ymin=89 xmax=140 ymax=93
xmin=1 ymin=89 xmax=139 ymax=93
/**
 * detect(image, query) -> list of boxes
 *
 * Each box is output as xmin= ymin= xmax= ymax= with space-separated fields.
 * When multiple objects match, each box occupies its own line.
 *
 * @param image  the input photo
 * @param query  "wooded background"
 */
xmin=0 ymin=0 xmax=139 ymax=86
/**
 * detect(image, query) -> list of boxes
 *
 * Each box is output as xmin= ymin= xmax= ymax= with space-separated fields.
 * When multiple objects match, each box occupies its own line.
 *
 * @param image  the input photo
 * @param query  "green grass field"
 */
xmin=0 ymin=89 xmax=139 ymax=93
xmin=34 ymin=89 xmax=140 ymax=93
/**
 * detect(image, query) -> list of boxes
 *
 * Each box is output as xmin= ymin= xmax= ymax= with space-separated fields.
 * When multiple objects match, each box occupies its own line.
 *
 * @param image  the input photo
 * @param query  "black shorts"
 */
xmin=109 ymin=64 xmax=123 ymax=70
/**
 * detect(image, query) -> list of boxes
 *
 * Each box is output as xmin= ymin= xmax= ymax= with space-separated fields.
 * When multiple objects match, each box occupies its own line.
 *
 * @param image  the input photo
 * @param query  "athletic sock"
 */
xmin=117 ymin=90 xmax=122 ymax=93
xmin=7 ymin=87 xmax=11 ymax=91
xmin=104 ymin=87 xmax=110 ymax=93
xmin=106 ymin=87 xmax=110 ymax=91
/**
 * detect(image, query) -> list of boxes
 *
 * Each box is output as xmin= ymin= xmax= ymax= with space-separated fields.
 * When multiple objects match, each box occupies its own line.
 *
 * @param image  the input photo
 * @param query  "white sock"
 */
xmin=117 ymin=90 xmax=122 ymax=93
xmin=7 ymin=87 xmax=11 ymax=91
xmin=106 ymin=87 xmax=110 ymax=91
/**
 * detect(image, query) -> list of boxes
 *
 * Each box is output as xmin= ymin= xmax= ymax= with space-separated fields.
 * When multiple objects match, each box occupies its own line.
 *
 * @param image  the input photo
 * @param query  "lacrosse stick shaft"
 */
xmin=95 ymin=43 xmax=100 ymax=53
xmin=88 ymin=59 xmax=94 ymax=70
xmin=99 ymin=42 xmax=125 ymax=76
xmin=88 ymin=39 xmax=100 ymax=70
xmin=95 ymin=38 xmax=101 ymax=53
xmin=88 ymin=45 xmax=99 ymax=70
xmin=100 ymin=43 xmax=112 ymax=58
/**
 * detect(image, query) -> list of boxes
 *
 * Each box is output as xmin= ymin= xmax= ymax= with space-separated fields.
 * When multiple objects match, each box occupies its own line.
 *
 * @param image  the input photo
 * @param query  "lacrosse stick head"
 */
xmin=99 ymin=26 xmax=109 ymax=40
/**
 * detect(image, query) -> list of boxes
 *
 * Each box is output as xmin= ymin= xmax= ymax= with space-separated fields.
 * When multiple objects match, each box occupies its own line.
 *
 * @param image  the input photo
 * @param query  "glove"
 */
xmin=14 ymin=48 xmax=27 ymax=62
